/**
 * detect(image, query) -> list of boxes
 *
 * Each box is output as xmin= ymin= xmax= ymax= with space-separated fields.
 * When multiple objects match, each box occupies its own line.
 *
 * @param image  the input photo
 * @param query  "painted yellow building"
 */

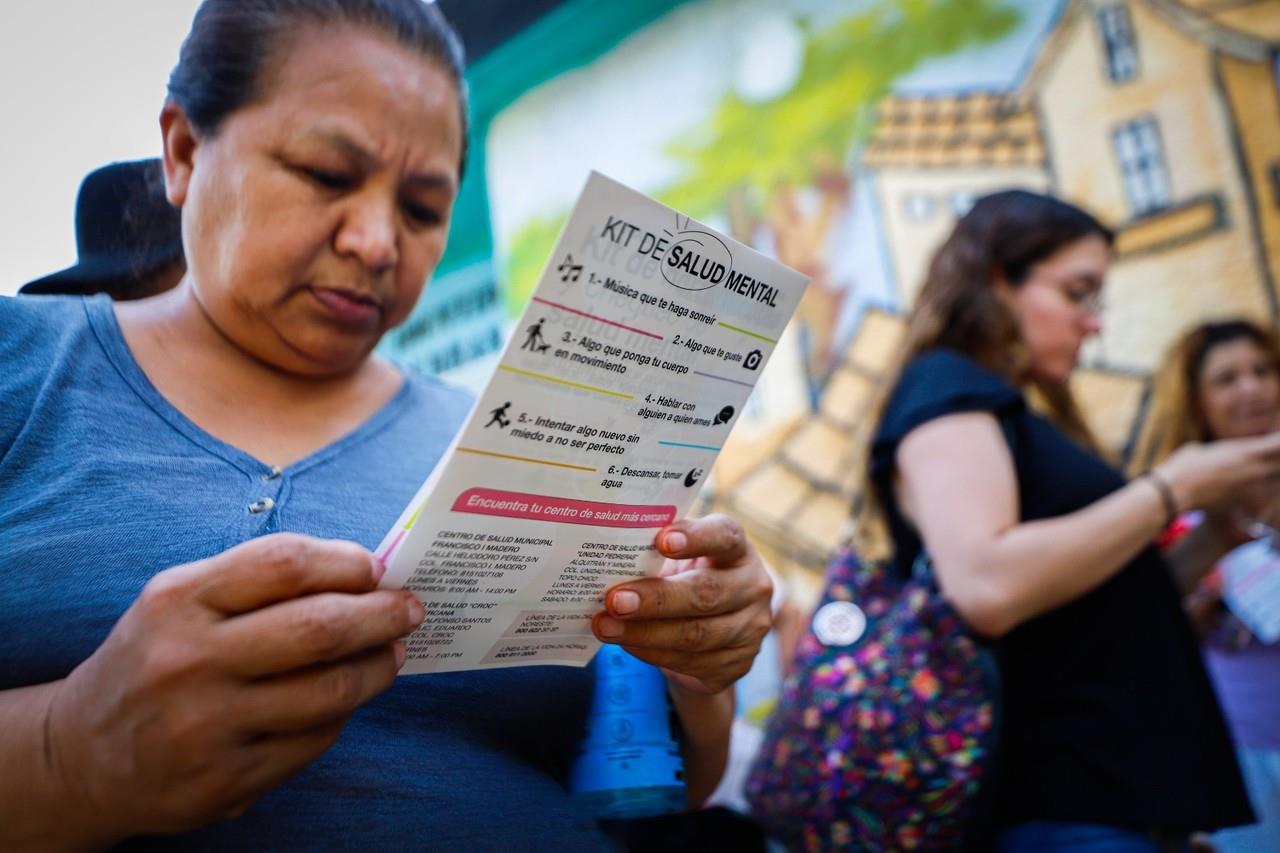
xmin=1170 ymin=0 xmax=1280 ymax=328
xmin=868 ymin=0 xmax=1278 ymax=374
xmin=714 ymin=0 xmax=1280 ymax=591
xmin=1026 ymin=0 xmax=1277 ymax=373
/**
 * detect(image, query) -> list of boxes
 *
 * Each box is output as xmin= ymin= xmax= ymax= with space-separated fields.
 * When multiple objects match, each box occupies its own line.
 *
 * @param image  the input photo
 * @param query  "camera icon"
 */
xmin=743 ymin=349 xmax=763 ymax=371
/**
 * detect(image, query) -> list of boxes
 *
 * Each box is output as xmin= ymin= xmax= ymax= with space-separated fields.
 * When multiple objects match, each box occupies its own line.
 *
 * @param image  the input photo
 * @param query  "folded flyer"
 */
xmin=377 ymin=171 xmax=809 ymax=674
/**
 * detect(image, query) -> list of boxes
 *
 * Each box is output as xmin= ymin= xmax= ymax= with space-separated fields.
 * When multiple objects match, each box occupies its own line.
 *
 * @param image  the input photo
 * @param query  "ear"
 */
xmin=990 ymin=264 xmax=1017 ymax=307
xmin=160 ymin=101 xmax=200 ymax=207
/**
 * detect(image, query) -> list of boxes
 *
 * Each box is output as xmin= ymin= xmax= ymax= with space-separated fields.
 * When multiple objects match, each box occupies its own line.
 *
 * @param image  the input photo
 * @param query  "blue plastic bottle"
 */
xmin=568 ymin=645 xmax=686 ymax=819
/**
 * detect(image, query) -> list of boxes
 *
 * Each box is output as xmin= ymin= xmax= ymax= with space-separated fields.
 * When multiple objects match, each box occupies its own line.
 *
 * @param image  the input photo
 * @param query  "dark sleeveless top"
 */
xmin=869 ymin=348 xmax=1252 ymax=833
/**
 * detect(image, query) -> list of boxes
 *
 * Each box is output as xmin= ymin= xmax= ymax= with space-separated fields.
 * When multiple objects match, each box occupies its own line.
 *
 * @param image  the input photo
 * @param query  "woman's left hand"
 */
xmin=592 ymin=514 xmax=773 ymax=694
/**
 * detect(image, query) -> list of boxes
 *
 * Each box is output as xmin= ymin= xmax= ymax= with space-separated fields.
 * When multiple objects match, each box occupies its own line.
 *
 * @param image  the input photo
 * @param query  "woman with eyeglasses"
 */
xmin=1134 ymin=319 xmax=1280 ymax=852
xmin=857 ymin=190 xmax=1280 ymax=850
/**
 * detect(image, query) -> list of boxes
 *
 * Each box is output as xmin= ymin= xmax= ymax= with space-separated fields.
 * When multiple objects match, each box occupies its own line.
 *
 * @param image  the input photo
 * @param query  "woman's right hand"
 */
xmin=45 ymin=533 xmax=423 ymax=844
xmin=1156 ymin=430 xmax=1280 ymax=514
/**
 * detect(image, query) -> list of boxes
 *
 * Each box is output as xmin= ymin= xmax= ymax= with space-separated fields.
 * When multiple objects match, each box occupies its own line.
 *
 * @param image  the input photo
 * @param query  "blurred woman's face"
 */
xmin=1197 ymin=338 xmax=1280 ymax=440
xmin=163 ymin=25 xmax=462 ymax=376
xmin=1001 ymin=233 xmax=1110 ymax=385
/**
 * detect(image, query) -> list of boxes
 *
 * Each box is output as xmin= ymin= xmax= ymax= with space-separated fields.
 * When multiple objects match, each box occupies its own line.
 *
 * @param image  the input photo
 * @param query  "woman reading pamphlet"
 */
xmin=0 ymin=2 xmax=777 ymax=847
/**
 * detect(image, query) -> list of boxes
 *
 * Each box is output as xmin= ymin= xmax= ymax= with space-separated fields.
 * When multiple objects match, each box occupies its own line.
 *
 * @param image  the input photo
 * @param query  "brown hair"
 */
xmin=1130 ymin=319 xmax=1280 ymax=473
xmin=168 ymin=0 xmax=469 ymax=176
xmin=854 ymin=189 xmax=1113 ymax=556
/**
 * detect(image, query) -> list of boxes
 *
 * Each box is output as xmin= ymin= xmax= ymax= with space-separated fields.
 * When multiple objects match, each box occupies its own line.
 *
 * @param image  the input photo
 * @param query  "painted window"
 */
xmin=903 ymin=193 xmax=935 ymax=222
xmin=1113 ymin=117 xmax=1171 ymax=217
xmin=1097 ymin=4 xmax=1139 ymax=83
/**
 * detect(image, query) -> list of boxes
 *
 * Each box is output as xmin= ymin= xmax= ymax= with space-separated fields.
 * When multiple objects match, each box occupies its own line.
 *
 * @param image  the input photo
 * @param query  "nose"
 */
xmin=334 ymin=193 xmax=398 ymax=274
xmin=1081 ymin=310 xmax=1103 ymax=336
xmin=1235 ymin=371 xmax=1268 ymax=398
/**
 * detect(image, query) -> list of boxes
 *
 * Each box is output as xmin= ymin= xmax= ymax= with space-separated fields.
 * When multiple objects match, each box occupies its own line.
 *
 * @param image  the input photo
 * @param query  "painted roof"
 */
xmin=862 ymin=91 xmax=1046 ymax=170
xmin=1155 ymin=0 xmax=1280 ymax=56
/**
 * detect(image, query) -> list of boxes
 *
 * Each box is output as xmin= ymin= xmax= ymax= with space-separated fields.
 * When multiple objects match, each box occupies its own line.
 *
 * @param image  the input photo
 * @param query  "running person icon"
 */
xmin=486 ymin=402 xmax=512 ymax=429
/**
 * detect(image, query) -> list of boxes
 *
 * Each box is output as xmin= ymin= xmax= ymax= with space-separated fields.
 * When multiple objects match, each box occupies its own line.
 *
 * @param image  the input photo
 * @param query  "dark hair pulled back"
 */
xmin=915 ymin=189 xmax=1115 ymax=361
xmin=167 ymin=0 xmax=468 ymax=174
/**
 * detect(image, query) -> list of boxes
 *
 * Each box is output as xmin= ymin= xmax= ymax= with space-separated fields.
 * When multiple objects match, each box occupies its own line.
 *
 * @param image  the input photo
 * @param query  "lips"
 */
xmin=1232 ymin=407 xmax=1279 ymax=430
xmin=308 ymin=285 xmax=383 ymax=328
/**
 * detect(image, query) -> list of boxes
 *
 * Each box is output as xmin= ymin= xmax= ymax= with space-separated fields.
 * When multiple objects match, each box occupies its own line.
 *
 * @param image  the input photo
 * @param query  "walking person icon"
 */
xmin=485 ymin=402 xmax=512 ymax=429
xmin=522 ymin=318 xmax=547 ymax=352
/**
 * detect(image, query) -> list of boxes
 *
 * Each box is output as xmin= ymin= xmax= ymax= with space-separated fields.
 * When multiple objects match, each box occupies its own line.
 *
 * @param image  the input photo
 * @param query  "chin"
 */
xmin=287 ymin=336 xmax=379 ymax=377
xmin=1231 ymin=416 xmax=1279 ymax=439
xmin=1028 ymin=362 xmax=1075 ymax=386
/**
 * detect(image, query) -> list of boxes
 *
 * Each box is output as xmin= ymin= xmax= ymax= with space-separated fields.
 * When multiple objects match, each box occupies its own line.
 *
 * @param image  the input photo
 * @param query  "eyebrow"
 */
xmin=1066 ymin=273 xmax=1104 ymax=290
xmin=308 ymin=129 xmax=457 ymax=193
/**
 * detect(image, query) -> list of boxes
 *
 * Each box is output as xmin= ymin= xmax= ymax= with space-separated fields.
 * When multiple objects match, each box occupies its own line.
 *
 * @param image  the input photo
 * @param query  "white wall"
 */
xmin=0 ymin=2 xmax=202 ymax=295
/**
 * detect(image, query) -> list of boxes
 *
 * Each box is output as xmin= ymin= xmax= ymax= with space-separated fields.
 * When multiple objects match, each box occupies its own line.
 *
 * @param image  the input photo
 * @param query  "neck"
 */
xmin=117 ymin=279 xmax=391 ymax=403
xmin=113 ymin=280 xmax=403 ymax=467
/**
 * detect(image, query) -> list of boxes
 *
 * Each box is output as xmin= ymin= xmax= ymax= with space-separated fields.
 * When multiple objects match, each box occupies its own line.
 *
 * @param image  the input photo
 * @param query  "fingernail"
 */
xmin=406 ymin=596 xmax=425 ymax=627
xmin=663 ymin=532 xmax=688 ymax=553
xmin=393 ymin=640 xmax=407 ymax=669
xmin=371 ymin=556 xmax=387 ymax=585
xmin=597 ymin=616 xmax=624 ymax=639
xmin=612 ymin=590 xmax=640 ymax=615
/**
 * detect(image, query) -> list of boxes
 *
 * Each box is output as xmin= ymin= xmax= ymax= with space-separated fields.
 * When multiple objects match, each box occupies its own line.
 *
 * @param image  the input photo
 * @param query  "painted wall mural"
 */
xmin=459 ymin=0 xmax=1280 ymax=584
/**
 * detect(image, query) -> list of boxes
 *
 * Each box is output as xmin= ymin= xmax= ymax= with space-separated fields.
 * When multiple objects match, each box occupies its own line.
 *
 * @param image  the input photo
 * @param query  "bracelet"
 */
xmin=1144 ymin=470 xmax=1180 ymax=528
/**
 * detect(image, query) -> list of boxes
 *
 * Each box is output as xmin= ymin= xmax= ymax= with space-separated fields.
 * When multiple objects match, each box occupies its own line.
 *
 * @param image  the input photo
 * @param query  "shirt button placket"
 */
xmin=248 ymin=497 xmax=275 ymax=514
xmin=247 ymin=465 xmax=285 ymax=521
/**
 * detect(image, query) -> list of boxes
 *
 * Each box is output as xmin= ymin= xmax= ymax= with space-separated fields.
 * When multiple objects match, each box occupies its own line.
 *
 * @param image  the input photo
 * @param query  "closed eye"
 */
xmin=299 ymin=166 xmax=354 ymax=191
xmin=402 ymin=201 xmax=442 ymax=226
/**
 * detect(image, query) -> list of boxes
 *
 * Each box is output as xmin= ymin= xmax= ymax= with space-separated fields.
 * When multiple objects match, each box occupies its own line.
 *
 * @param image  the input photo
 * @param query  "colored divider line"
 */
xmin=458 ymin=446 xmax=597 ymax=472
xmin=377 ymin=500 xmax=427 ymax=560
xmin=658 ymin=440 xmax=721 ymax=452
xmin=718 ymin=320 xmax=776 ymax=344
xmin=378 ymin=528 xmax=408 ymax=562
xmin=693 ymin=369 xmax=753 ymax=388
xmin=499 ymin=365 xmax=633 ymax=400
xmin=533 ymin=296 xmax=663 ymax=340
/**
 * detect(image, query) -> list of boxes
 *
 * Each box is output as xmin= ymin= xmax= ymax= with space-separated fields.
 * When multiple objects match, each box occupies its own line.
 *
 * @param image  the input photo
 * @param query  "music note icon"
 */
xmin=557 ymin=254 xmax=583 ymax=283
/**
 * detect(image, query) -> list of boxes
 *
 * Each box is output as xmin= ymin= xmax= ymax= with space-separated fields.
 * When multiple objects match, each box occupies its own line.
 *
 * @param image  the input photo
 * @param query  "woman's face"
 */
xmin=162 ymin=25 xmax=462 ymax=376
xmin=1196 ymin=338 xmax=1280 ymax=440
xmin=1002 ymin=233 xmax=1110 ymax=384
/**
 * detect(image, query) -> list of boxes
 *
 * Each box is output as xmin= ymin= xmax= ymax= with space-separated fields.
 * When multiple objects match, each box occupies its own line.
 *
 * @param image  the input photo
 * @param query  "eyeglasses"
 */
xmin=1029 ymin=269 xmax=1106 ymax=316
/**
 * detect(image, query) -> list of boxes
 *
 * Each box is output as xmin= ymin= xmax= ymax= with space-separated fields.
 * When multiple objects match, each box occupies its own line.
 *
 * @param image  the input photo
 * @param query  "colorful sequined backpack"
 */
xmin=745 ymin=547 xmax=1000 ymax=851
